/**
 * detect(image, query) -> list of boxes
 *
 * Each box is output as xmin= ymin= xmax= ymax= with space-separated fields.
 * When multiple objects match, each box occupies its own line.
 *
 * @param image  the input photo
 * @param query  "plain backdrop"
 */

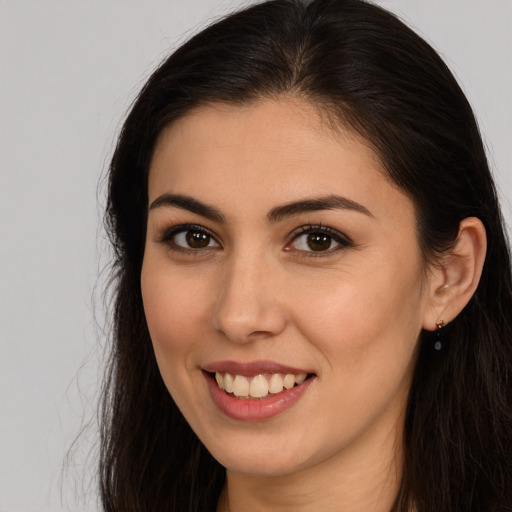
xmin=0 ymin=1 xmax=510 ymax=511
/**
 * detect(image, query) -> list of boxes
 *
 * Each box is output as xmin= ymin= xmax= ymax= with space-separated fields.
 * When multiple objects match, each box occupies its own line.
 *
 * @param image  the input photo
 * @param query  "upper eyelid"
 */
xmin=157 ymin=223 xmax=220 ymax=245
xmin=289 ymin=224 xmax=353 ymax=244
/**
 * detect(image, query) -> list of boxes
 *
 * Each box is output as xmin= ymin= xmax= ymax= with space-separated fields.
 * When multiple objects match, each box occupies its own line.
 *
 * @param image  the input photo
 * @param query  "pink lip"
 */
xmin=203 ymin=368 xmax=316 ymax=422
xmin=203 ymin=359 xmax=312 ymax=377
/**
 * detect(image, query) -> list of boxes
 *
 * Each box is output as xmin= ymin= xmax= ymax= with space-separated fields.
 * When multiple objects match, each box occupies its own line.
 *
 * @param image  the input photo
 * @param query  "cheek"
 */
xmin=290 ymin=259 xmax=425 ymax=369
xmin=290 ymin=266 xmax=423 ymax=431
xmin=141 ymin=265 xmax=216 ymax=428
xmin=141 ymin=260 xmax=213 ymax=372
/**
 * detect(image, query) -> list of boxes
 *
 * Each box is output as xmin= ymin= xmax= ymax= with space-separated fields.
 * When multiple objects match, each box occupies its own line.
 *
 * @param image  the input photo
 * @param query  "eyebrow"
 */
xmin=148 ymin=193 xmax=373 ymax=223
xmin=148 ymin=193 xmax=226 ymax=223
xmin=267 ymin=195 xmax=373 ymax=223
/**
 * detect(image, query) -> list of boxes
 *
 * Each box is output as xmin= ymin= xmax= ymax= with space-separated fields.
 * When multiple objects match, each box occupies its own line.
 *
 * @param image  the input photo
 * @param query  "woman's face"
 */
xmin=141 ymin=98 xmax=433 ymax=477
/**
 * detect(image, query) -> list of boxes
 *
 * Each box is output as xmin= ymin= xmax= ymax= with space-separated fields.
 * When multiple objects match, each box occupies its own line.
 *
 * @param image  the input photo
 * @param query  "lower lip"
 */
xmin=204 ymin=372 xmax=315 ymax=421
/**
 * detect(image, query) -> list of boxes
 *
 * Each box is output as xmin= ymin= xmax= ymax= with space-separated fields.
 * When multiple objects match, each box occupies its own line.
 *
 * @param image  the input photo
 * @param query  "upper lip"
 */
xmin=202 ymin=360 xmax=313 ymax=377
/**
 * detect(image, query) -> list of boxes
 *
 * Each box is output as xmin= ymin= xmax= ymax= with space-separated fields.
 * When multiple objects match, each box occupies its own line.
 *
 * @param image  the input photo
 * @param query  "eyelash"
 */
xmin=158 ymin=224 xmax=221 ymax=255
xmin=287 ymin=224 xmax=353 ymax=257
xmin=157 ymin=223 xmax=353 ymax=257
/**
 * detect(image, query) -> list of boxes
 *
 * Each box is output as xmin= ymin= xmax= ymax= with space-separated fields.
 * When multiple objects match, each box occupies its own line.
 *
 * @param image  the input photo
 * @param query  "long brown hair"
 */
xmin=101 ymin=1 xmax=512 ymax=510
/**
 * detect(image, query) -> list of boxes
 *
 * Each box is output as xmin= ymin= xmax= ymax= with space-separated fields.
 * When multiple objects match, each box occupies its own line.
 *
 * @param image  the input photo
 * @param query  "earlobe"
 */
xmin=423 ymin=217 xmax=487 ymax=331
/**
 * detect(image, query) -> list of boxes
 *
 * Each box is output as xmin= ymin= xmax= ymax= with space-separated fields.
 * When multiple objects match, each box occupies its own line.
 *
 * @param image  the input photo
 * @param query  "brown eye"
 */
xmin=288 ymin=226 xmax=352 ymax=255
xmin=292 ymin=232 xmax=338 ymax=252
xmin=169 ymin=226 xmax=220 ymax=250
xmin=306 ymin=233 xmax=332 ymax=252
xmin=185 ymin=230 xmax=211 ymax=248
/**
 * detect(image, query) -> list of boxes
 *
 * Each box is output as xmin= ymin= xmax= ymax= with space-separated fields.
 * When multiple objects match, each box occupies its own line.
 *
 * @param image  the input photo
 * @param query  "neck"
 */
xmin=217 ymin=420 xmax=403 ymax=512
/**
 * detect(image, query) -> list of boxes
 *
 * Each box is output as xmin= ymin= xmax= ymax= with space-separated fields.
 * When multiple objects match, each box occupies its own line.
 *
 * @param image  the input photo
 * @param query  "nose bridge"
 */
xmin=211 ymin=248 xmax=286 ymax=343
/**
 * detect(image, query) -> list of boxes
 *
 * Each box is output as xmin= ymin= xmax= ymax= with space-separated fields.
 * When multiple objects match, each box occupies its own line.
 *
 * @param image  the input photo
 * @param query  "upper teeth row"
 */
xmin=215 ymin=372 xmax=307 ymax=398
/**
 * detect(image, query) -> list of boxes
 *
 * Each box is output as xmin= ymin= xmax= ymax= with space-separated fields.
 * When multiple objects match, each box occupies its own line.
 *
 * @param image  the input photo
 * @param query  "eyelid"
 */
xmin=287 ymin=224 xmax=353 ymax=254
xmin=157 ymin=223 xmax=221 ymax=250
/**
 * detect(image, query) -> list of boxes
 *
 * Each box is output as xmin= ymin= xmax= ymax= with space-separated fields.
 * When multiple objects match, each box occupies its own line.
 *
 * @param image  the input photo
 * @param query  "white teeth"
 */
xmin=249 ymin=374 xmax=269 ymax=398
xmin=283 ymin=374 xmax=295 ymax=389
xmin=214 ymin=371 xmax=309 ymax=399
xmin=295 ymin=373 xmax=307 ymax=384
xmin=268 ymin=373 xmax=284 ymax=394
xmin=224 ymin=372 xmax=234 ymax=393
xmin=232 ymin=375 xmax=249 ymax=397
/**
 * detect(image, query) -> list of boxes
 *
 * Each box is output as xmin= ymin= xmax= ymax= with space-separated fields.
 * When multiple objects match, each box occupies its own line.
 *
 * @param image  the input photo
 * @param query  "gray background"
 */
xmin=1 ymin=1 xmax=510 ymax=511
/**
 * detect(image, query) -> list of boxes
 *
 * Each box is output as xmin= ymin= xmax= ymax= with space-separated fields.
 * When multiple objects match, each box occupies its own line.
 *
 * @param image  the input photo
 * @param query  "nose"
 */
xmin=210 ymin=252 xmax=287 ymax=344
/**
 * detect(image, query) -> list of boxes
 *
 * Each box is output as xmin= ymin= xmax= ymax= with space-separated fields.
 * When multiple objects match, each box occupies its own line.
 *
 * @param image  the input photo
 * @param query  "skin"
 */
xmin=141 ymin=97 xmax=457 ymax=511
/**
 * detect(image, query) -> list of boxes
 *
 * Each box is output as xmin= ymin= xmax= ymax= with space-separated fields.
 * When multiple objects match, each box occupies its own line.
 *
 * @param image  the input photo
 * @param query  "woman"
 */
xmin=101 ymin=0 xmax=512 ymax=510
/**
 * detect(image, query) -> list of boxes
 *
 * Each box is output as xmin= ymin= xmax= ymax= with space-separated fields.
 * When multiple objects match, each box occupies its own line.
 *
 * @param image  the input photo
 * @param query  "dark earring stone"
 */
xmin=434 ymin=320 xmax=445 ymax=351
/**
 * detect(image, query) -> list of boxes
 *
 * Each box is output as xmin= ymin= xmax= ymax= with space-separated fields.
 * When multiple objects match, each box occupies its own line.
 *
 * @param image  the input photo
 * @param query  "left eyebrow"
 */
xmin=267 ymin=195 xmax=373 ymax=223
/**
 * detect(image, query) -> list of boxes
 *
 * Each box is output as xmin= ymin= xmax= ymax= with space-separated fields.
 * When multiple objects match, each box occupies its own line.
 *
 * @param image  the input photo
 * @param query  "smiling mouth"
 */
xmin=211 ymin=371 xmax=312 ymax=400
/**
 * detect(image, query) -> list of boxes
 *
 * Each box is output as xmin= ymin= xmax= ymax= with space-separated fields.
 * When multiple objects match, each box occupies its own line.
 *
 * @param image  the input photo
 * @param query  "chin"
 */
xmin=198 ymin=426 xmax=324 ymax=478
xmin=219 ymin=451 xmax=309 ymax=478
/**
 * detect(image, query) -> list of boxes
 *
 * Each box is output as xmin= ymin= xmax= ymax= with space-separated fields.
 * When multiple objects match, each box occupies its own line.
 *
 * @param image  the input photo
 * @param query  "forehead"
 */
xmin=151 ymin=99 xmax=380 ymax=180
xmin=148 ymin=97 xmax=411 ymax=225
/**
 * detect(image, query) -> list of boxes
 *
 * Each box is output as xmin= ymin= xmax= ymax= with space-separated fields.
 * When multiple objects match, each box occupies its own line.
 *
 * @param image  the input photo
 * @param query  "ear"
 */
xmin=423 ymin=217 xmax=487 ymax=331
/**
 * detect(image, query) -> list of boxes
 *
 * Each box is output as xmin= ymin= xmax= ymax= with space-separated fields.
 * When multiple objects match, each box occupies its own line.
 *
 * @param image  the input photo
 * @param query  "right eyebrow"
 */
xmin=148 ymin=193 xmax=226 ymax=223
